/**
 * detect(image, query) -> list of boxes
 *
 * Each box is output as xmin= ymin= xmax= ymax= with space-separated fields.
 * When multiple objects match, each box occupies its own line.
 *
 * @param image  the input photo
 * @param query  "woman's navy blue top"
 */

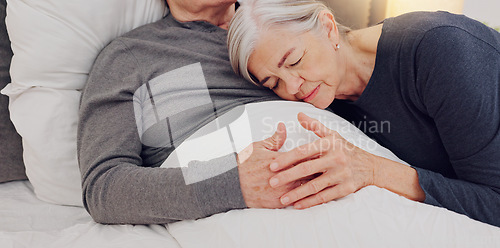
xmin=332 ymin=11 xmax=500 ymax=227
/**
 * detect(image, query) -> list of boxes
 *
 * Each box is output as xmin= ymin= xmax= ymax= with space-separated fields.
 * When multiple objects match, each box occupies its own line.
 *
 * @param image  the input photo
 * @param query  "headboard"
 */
xmin=0 ymin=0 xmax=26 ymax=183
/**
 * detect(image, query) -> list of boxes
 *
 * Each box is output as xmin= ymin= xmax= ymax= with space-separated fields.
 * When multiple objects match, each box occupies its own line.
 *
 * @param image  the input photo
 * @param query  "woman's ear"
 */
xmin=318 ymin=10 xmax=339 ymax=44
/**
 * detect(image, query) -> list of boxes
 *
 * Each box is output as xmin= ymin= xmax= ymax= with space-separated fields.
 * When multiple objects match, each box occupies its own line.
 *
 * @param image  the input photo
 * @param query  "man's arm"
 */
xmin=77 ymin=41 xmax=249 ymax=224
xmin=77 ymin=40 xmax=299 ymax=224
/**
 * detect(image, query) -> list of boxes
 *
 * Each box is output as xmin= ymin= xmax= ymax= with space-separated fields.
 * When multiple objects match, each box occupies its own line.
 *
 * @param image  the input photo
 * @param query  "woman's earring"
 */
xmin=336 ymin=44 xmax=340 ymax=50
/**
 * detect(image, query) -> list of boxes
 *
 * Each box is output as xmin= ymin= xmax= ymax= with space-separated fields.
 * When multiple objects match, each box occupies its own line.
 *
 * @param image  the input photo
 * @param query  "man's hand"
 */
xmin=238 ymin=123 xmax=304 ymax=209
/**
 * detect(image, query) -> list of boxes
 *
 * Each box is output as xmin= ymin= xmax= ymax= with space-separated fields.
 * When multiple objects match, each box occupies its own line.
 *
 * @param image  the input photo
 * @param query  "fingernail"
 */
xmin=269 ymin=178 xmax=279 ymax=187
xmin=281 ymin=196 xmax=290 ymax=205
xmin=270 ymin=162 xmax=278 ymax=171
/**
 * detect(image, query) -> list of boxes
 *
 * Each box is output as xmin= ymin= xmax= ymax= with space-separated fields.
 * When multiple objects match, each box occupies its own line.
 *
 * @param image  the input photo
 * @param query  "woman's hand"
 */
xmin=268 ymin=113 xmax=378 ymax=209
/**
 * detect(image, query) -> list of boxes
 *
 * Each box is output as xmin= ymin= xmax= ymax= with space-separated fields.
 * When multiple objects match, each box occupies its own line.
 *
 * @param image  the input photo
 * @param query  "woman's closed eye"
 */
xmin=290 ymin=57 xmax=302 ymax=67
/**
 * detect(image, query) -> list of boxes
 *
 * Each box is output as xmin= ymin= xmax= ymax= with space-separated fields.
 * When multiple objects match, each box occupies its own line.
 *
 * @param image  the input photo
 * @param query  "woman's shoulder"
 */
xmin=383 ymin=11 xmax=500 ymax=52
xmin=391 ymin=11 xmax=496 ymax=36
xmin=386 ymin=11 xmax=473 ymax=31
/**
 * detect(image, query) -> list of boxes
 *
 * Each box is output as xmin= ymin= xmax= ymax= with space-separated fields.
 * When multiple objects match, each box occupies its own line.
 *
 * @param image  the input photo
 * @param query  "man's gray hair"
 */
xmin=228 ymin=0 xmax=349 ymax=85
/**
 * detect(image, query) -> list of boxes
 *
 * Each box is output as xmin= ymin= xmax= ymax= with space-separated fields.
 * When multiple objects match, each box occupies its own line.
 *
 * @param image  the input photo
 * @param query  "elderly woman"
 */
xmin=227 ymin=0 xmax=500 ymax=227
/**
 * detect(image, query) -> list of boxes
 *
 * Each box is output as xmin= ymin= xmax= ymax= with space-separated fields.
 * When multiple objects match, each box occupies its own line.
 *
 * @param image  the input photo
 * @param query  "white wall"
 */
xmin=463 ymin=0 xmax=500 ymax=27
xmin=384 ymin=0 xmax=464 ymax=18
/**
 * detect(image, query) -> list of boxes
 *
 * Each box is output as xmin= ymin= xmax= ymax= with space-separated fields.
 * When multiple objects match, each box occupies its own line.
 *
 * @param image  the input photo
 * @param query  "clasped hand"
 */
xmin=238 ymin=112 xmax=376 ymax=209
xmin=270 ymin=112 xmax=377 ymax=209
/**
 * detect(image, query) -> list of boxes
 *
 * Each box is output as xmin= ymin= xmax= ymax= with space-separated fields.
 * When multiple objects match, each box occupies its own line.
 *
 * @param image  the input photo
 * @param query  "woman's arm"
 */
xmin=372 ymin=156 xmax=425 ymax=202
xmin=409 ymin=24 xmax=500 ymax=226
xmin=270 ymin=23 xmax=500 ymax=227
xmin=267 ymin=113 xmax=424 ymax=208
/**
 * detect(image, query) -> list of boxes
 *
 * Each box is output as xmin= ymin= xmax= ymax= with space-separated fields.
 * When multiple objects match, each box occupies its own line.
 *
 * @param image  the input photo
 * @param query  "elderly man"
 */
xmin=78 ymin=0 xmax=297 ymax=224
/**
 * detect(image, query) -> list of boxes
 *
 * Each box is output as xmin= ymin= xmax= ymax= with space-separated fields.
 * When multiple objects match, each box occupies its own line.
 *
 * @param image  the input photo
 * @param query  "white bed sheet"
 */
xmin=0 ymin=181 xmax=182 ymax=248
xmin=2 ymin=103 xmax=500 ymax=248
xmin=2 ymin=180 xmax=500 ymax=248
xmin=169 ymin=186 xmax=500 ymax=248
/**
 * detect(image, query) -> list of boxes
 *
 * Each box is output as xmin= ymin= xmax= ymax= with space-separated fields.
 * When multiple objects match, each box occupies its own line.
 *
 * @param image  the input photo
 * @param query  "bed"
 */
xmin=1 ymin=0 xmax=499 ymax=247
xmin=2 ymin=175 xmax=500 ymax=247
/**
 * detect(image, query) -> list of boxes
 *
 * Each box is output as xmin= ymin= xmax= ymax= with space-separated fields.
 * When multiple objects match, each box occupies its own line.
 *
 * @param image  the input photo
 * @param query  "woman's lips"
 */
xmin=301 ymin=85 xmax=320 ymax=103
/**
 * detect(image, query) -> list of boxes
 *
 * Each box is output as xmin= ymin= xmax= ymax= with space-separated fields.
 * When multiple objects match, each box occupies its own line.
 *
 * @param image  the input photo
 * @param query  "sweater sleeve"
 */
xmin=77 ymin=41 xmax=246 ymax=225
xmin=413 ymin=25 xmax=500 ymax=227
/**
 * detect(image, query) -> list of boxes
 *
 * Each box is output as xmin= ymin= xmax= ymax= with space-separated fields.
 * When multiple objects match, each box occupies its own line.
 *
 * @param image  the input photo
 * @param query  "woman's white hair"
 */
xmin=228 ymin=0 xmax=349 ymax=85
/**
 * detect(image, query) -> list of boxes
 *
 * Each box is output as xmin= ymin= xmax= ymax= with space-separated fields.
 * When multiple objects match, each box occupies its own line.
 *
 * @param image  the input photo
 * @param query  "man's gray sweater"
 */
xmin=77 ymin=13 xmax=279 ymax=224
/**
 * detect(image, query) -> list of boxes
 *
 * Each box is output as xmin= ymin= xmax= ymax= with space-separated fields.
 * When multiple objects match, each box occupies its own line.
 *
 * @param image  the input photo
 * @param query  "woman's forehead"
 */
xmin=251 ymin=35 xmax=289 ymax=66
xmin=248 ymin=33 xmax=297 ymax=81
xmin=254 ymin=29 xmax=304 ymax=61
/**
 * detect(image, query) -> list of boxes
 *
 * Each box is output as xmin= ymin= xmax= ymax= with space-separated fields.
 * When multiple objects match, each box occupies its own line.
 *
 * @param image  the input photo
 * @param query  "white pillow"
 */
xmin=1 ymin=0 xmax=166 ymax=206
xmin=6 ymin=0 xmax=167 ymax=91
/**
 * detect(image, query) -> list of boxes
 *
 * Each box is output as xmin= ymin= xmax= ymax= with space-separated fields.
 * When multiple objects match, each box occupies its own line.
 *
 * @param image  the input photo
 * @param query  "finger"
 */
xmin=300 ymin=173 xmax=322 ymax=182
xmin=278 ymin=173 xmax=337 ymax=206
xmin=298 ymin=112 xmax=336 ymax=138
xmin=292 ymin=184 xmax=352 ymax=209
xmin=262 ymin=122 xmax=287 ymax=151
xmin=270 ymin=158 xmax=330 ymax=188
xmin=270 ymin=137 xmax=330 ymax=172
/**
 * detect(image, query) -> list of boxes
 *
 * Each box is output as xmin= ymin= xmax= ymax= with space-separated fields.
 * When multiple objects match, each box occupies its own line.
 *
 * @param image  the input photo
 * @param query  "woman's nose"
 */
xmin=283 ymin=73 xmax=304 ymax=95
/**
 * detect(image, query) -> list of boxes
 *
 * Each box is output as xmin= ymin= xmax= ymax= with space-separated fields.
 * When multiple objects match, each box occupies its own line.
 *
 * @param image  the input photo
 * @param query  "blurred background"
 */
xmin=463 ymin=0 xmax=500 ymax=28
xmin=321 ymin=0 xmax=500 ymax=30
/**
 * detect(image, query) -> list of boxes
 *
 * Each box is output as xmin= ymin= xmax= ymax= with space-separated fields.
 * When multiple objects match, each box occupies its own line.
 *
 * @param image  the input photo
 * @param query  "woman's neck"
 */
xmin=168 ymin=2 xmax=236 ymax=30
xmin=340 ymin=24 xmax=382 ymax=100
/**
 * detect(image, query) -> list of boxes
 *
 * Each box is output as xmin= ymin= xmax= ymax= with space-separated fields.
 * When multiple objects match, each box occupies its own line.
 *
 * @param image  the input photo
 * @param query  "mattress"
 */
xmin=2 ymin=179 xmax=500 ymax=248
